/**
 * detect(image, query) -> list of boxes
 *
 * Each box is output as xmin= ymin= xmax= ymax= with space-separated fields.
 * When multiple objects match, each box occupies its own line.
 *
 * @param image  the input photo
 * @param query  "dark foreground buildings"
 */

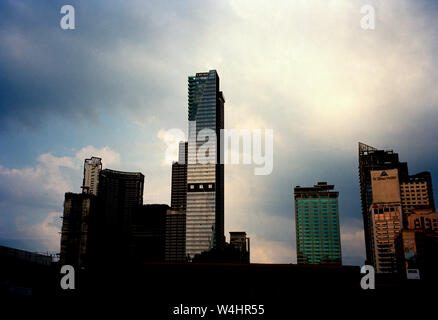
xmin=60 ymin=163 xmax=145 ymax=268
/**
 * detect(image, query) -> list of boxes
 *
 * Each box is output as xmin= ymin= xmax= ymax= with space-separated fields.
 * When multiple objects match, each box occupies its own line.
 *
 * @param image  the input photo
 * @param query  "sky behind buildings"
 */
xmin=1 ymin=0 xmax=438 ymax=265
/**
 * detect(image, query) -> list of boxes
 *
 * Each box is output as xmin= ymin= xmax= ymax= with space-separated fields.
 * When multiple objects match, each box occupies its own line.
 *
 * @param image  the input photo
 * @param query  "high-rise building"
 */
xmin=81 ymin=157 xmax=102 ymax=195
xmin=186 ymin=70 xmax=225 ymax=259
xmin=369 ymin=169 xmax=403 ymax=273
xmin=171 ymin=142 xmax=187 ymax=211
xmin=165 ymin=209 xmax=186 ymax=262
xmin=60 ymin=192 xmax=96 ymax=268
xmin=358 ymin=142 xmax=408 ymax=265
xmin=294 ymin=182 xmax=342 ymax=265
xmin=90 ymin=169 xmax=144 ymax=265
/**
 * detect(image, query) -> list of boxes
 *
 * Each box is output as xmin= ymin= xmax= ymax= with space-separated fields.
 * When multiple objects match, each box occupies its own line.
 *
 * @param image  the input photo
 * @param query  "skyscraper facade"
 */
xmin=294 ymin=182 xmax=342 ymax=265
xmin=82 ymin=157 xmax=102 ymax=195
xmin=358 ymin=142 xmax=408 ymax=265
xmin=186 ymin=70 xmax=225 ymax=259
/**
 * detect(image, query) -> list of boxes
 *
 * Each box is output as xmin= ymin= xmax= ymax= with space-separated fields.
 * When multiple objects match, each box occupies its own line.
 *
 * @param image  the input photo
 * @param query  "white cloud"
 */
xmin=15 ymin=211 xmax=61 ymax=252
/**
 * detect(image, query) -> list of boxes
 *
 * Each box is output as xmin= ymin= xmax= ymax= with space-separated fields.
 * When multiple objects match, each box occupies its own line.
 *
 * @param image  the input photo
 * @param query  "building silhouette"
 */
xmin=229 ymin=231 xmax=250 ymax=264
xmin=90 ymin=169 xmax=144 ymax=266
xmin=186 ymin=70 xmax=225 ymax=259
xmin=171 ymin=142 xmax=187 ymax=211
xmin=81 ymin=157 xmax=102 ymax=195
xmin=294 ymin=182 xmax=342 ymax=265
xmin=165 ymin=209 xmax=186 ymax=262
xmin=130 ymin=204 xmax=169 ymax=263
xmin=60 ymin=192 xmax=96 ymax=268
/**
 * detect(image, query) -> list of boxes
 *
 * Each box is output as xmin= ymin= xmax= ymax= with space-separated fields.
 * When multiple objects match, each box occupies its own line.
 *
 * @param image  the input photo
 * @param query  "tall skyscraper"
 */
xmin=171 ymin=142 xmax=187 ymax=211
xmin=186 ymin=70 xmax=225 ymax=259
xmin=82 ymin=157 xmax=102 ymax=195
xmin=294 ymin=182 xmax=342 ymax=265
xmin=358 ymin=142 xmax=408 ymax=265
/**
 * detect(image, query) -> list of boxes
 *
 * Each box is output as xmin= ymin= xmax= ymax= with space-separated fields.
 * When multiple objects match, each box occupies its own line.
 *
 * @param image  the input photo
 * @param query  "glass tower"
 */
xmin=294 ymin=182 xmax=342 ymax=265
xmin=186 ymin=70 xmax=225 ymax=259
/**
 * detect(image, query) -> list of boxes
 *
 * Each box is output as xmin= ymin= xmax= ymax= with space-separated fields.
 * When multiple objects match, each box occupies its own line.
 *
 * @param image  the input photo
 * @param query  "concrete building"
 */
xmin=81 ymin=157 xmax=102 ymax=195
xmin=60 ymin=192 xmax=96 ymax=268
xmin=370 ymin=202 xmax=402 ymax=273
xmin=369 ymin=169 xmax=403 ymax=273
xmin=294 ymin=182 xmax=342 ymax=265
xmin=186 ymin=70 xmax=225 ymax=259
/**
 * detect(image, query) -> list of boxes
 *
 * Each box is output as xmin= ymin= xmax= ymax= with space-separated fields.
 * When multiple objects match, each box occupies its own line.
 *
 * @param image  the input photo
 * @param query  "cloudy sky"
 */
xmin=1 ymin=0 xmax=438 ymax=265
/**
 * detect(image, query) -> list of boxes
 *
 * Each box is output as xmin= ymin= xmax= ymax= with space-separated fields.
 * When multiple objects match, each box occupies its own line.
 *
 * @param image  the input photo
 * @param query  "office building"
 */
xmin=171 ymin=142 xmax=188 ymax=211
xmin=370 ymin=202 xmax=402 ymax=273
xmin=369 ymin=169 xmax=403 ymax=273
xmin=81 ymin=157 xmax=102 ymax=195
xmin=400 ymin=171 xmax=435 ymax=226
xmin=186 ymin=70 xmax=225 ymax=259
xmin=60 ymin=192 xmax=96 ymax=268
xmin=358 ymin=142 xmax=408 ymax=265
xmin=294 ymin=182 xmax=342 ymax=265
xmin=165 ymin=209 xmax=186 ymax=262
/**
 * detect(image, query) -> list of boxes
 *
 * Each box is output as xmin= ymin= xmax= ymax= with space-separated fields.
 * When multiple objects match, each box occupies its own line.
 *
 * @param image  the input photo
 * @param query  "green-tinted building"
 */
xmin=294 ymin=182 xmax=342 ymax=265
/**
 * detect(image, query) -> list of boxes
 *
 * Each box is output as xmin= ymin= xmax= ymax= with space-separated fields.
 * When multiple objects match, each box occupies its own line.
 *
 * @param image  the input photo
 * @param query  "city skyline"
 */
xmin=2 ymin=1 xmax=438 ymax=267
